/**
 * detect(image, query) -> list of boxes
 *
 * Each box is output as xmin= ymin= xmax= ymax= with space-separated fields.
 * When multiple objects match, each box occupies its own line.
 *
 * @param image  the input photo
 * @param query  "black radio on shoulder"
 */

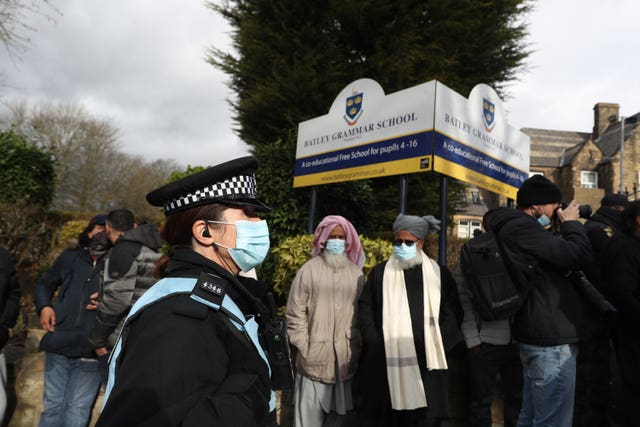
xmin=262 ymin=292 xmax=294 ymax=390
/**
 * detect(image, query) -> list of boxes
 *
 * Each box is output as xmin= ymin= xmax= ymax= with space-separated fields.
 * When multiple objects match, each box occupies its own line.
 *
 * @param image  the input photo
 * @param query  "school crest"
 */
xmin=482 ymin=98 xmax=496 ymax=132
xmin=344 ymin=92 xmax=363 ymax=126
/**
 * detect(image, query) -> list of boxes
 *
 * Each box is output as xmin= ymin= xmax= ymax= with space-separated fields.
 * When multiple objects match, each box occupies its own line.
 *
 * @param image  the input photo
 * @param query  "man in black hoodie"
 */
xmin=490 ymin=175 xmax=593 ymax=427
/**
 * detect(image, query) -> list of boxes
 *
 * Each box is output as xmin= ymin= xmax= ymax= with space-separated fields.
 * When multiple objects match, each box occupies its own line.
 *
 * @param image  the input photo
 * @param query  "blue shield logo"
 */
xmin=482 ymin=98 xmax=496 ymax=132
xmin=344 ymin=92 xmax=363 ymax=125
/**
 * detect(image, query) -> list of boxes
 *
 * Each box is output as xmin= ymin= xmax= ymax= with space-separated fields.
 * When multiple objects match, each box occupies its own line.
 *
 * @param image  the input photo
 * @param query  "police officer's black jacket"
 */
xmin=96 ymin=247 xmax=275 ymax=427
xmin=491 ymin=207 xmax=593 ymax=346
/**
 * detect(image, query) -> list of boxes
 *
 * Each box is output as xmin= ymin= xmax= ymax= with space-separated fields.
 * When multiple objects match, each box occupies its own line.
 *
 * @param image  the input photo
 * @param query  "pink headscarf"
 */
xmin=311 ymin=215 xmax=365 ymax=268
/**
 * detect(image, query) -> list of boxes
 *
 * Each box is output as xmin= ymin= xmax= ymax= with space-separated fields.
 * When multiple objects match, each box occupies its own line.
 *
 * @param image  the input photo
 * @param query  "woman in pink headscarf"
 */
xmin=311 ymin=215 xmax=366 ymax=268
xmin=286 ymin=215 xmax=366 ymax=427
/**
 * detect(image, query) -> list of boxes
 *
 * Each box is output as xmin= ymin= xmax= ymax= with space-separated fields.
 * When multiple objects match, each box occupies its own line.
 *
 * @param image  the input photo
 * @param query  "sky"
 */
xmin=1 ymin=0 xmax=639 ymax=169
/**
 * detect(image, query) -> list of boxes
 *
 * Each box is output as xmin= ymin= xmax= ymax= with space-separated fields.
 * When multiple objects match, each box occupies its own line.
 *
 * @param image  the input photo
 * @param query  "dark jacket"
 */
xmin=89 ymin=223 xmax=162 ymax=349
xmin=491 ymin=207 xmax=593 ymax=346
xmin=583 ymin=207 xmax=625 ymax=291
xmin=97 ymin=248 xmax=275 ymax=427
xmin=357 ymin=257 xmax=463 ymax=419
xmin=34 ymin=246 xmax=105 ymax=358
xmin=0 ymin=247 xmax=21 ymax=348
xmin=602 ymin=233 xmax=640 ymax=333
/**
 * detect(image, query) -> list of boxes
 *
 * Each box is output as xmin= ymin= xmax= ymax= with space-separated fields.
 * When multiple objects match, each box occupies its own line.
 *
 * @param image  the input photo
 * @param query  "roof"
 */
xmin=521 ymin=128 xmax=591 ymax=168
xmin=594 ymin=113 xmax=640 ymax=160
xmin=559 ymin=142 xmax=586 ymax=167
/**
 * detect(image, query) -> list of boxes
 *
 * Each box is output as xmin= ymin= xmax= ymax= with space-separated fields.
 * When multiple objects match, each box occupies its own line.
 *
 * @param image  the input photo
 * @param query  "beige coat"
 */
xmin=286 ymin=254 xmax=364 ymax=383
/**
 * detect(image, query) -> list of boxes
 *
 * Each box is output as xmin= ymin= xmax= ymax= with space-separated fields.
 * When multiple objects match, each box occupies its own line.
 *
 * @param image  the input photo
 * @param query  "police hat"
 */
xmin=146 ymin=156 xmax=271 ymax=216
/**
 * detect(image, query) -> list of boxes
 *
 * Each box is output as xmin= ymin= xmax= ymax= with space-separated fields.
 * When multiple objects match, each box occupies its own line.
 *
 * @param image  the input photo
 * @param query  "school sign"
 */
xmin=294 ymin=79 xmax=530 ymax=200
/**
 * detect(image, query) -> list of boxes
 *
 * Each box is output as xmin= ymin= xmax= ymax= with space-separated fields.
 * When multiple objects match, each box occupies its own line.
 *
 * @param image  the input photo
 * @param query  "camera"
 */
xmin=559 ymin=202 xmax=592 ymax=219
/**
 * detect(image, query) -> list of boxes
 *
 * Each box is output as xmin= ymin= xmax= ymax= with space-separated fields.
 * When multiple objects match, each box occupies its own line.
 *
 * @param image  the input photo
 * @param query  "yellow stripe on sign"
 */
xmin=293 ymin=156 xmax=433 ymax=188
xmin=433 ymin=157 xmax=518 ymax=199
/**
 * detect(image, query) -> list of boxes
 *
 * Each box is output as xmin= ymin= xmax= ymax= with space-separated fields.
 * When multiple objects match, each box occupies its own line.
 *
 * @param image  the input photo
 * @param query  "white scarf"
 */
xmin=382 ymin=251 xmax=448 ymax=410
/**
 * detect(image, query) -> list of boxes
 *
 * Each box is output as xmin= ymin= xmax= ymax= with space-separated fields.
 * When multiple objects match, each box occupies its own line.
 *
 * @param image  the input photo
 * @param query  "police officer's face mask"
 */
xmin=208 ymin=219 xmax=271 ymax=272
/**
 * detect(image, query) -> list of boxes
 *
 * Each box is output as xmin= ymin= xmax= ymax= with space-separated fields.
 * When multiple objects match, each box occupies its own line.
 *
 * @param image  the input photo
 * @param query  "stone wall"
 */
xmin=6 ymin=317 xmax=103 ymax=427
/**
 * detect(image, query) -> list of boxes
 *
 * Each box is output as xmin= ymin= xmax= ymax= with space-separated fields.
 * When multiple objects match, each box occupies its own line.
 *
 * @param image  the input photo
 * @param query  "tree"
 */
xmin=1 ymin=102 xmax=179 ymax=217
xmin=0 ymin=128 xmax=62 ymax=297
xmin=0 ymin=0 xmax=57 ymax=55
xmin=0 ymin=128 xmax=55 ymax=206
xmin=207 ymin=0 xmax=532 ymax=244
xmin=105 ymin=156 xmax=179 ymax=224
xmin=3 ymin=102 xmax=121 ymax=211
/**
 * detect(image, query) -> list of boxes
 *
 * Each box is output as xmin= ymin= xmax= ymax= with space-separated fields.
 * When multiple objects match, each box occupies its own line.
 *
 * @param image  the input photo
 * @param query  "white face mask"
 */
xmin=208 ymin=219 xmax=270 ymax=272
xmin=324 ymin=239 xmax=346 ymax=255
xmin=393 ymin=243 xmax=417 ymax=260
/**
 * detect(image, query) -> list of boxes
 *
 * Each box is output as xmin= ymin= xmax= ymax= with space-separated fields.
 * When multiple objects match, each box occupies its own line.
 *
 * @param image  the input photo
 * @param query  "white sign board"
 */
xmin=294 ymin=79 xmax=530 ymax=199
xmin=433 ymin=82 xmax=530 ymax=199
xmin=294 ymin=78 xmax=435 ymax=188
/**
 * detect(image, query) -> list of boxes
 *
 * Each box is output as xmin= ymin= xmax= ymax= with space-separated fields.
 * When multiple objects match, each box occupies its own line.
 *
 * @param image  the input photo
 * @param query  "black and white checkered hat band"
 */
xmin=164 ymin=173 xmax=257 ymax=214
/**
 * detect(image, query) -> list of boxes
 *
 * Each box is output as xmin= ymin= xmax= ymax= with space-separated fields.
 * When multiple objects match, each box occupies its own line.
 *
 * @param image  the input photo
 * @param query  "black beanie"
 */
xmin=516 ymin=175 xmax=562 ymax=208
xmin=600 ymin=193 xmax=628 ymax=207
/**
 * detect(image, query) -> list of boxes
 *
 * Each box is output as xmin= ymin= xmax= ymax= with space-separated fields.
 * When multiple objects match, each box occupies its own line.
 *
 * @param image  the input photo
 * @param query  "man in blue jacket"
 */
xmin=490 ymin=175 xmax=593 ymax=427
xmin=34 ymin=214 xmax=109 ymax=427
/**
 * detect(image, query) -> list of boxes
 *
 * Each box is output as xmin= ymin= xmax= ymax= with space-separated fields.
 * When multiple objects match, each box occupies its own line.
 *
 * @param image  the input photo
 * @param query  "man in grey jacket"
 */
xmin=455 ymin=209 xmax=522 ymax=427
xmin=88 ymin=209 xmax=162 ymax=383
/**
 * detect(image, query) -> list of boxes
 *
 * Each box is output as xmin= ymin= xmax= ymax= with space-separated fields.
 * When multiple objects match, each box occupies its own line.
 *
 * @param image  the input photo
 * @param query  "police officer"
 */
xmin=97 ymin=156 xmax=278 ymax=426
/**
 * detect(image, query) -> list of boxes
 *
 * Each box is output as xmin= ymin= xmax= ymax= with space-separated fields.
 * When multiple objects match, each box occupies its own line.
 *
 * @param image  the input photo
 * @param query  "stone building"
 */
xmin=453 ymin=102 xmax=640 ymax=237
xmin=524 ymin=102 xmax=640 ymax=208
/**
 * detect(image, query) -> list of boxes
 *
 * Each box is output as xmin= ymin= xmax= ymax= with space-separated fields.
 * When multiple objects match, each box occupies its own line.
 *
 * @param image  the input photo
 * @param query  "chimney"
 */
xmin=593 ymin=102 xmax=620 ymax=140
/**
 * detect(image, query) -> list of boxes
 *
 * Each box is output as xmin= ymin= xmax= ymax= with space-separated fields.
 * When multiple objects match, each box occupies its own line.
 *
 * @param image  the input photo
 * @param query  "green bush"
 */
xmin=270 ymin=233 xmax=466 ymax=307
xmin=0 ymin=130 xmax=55 ymax=208
xmin=271 ymin=235 xmax=393 ymax=301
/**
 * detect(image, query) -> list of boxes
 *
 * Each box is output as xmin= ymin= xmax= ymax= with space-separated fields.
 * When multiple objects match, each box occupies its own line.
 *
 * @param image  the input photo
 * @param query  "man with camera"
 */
xmin=489 ymin=175 xmax=593 ymax=427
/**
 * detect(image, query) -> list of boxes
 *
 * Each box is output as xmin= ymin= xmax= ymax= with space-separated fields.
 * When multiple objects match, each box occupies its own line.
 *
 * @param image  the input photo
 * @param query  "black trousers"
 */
xmin=573 ymin=335 xmax=612 ymax=427
xmin=612 ymin=331 xmax=640 ymax=427
xmin=467 ymin=343 xmax=523 ymax=427
xmin=358 ymin=407 xmax=441 ymax=427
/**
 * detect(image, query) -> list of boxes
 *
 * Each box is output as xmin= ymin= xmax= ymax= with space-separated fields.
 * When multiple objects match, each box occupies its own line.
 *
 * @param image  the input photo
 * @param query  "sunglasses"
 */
xmin=393 ymin=239 xmax=418 ymax=246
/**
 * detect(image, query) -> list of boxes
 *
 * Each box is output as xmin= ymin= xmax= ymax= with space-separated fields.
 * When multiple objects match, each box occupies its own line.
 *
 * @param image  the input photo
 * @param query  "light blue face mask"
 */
xmin=209 ymin=219 xmax=270 ymax=272
xmin=537 ymin=214 xmax=551 ymax=228
xmin=393 ymin=243 xmax=417 ymax=261
xmin=325 ymin=238 xmax=346 ymax=255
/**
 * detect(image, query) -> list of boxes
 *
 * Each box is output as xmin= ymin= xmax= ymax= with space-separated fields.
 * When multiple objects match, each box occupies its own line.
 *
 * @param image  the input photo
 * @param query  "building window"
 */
xmin=580 ymin=171 xmax=598 ymax=189
xmin=457 ymin=220 xmax=482 ymax=239
xmin=471 ymin=191 xmax=480 ymax=204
